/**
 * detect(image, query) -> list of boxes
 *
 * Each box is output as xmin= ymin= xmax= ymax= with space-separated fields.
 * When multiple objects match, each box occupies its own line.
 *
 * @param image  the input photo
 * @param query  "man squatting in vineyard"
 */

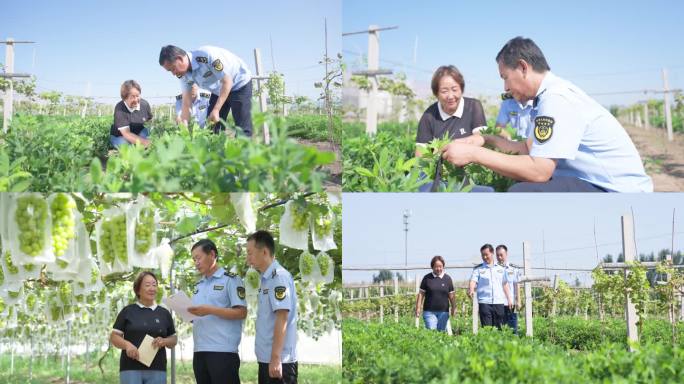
xmin=469 ymin=244 xmax=513 ymax=329
xmin=159 ymin=45 xmax=254 ymax=136
xmin=175 ymin=83 xmax=211 ymax=128
xmin=247 ymin=230 xmax=299 ymax=384
xmin=441 ymin=37 xmax=653 ymax=192
xmin=188 ymin=239 xmax=248 ymax=383
xmin=496 ymin=244 xmax=521 ymax=335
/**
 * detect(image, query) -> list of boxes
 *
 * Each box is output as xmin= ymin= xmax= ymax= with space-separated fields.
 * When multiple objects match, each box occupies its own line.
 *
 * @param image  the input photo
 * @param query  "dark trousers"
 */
xmin=479 ymin=303 xmax=505 ymax=329
xmin=208 ymin=82 xmax=253 ymax=136
xmin=258 ymin=362 xmax=298 ymax=384
xmin=193 ymin=352 xmax=240 ymax=384
xmin=508 ymin=176 xmax=607 ymax=192
xmin=504 ymin=307 xmax=519 ymax=335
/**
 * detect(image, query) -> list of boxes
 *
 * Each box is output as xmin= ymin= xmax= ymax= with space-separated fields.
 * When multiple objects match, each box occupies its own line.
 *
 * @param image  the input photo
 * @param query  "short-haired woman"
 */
xmin=110 ymin=271 xmax=177 ymax=384
xmin=111 ymin=80 xmax=153 ymax=148
xmin=415 ymin=256 xmax=456 ymax=332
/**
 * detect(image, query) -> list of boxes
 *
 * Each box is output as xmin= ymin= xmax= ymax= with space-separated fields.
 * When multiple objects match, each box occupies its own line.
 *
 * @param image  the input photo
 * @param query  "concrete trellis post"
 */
xmin=253 ymin=48 xmax=270 ymax=144
xmin=643 ymin=103 xmax=649 ymax=130
xmin=343 ymin=25 xmax=397 ymax=135
xmin=622 ymin=214 xmax=639 ymax=350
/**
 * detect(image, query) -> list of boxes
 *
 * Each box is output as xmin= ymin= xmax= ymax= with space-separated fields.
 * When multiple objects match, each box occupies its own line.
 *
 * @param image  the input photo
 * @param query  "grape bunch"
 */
xmin=8 ymin=290 xmax=20 ymax=299
xmin=100 ymin=214 xmax=128 ymax=265
xmin=246 ymin=268 xmax=261 ymax=289
xmin=300 ymin=251 xmax=315 ymax=276
xmin=50 ymin=193 xmax=77 ymax=257
xmin=317 ymin=253 xmax=332 ymax=277
xmin=58 ymin=282 xmax=72 ymax=304
xmin=49 ymin=305 xmax=61 ymax=321
xmin=90 ymin=266 xmax=99 ymax=285
xmin=4 ymin=252 xmax=18 ymax=275
xmin=26 ymin=293 xmax=37 ymax=311
xmin=15 ymin=195 xmax=49 ymax=257
xmin=291 ymin=203 xmax=310 ymax=231
xmin=23 ymin=263 xmax=36 ymax=272
xmin=134 ymin=207 xmax=155 ymax=254
xmin=313 ymin=214 xmax=333 ymax=236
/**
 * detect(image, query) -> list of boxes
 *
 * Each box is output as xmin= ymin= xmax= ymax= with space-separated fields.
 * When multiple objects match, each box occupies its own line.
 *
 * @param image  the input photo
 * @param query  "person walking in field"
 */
xmin=415 ymin=255 xmax=457 ymax=332
xmin=469 ymin=244 xmax=513 ymax=329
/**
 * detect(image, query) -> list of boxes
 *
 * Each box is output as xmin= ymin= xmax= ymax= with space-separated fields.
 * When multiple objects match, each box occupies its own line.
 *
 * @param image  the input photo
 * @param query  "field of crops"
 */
xmin=1 ymin=113 xmax=339 ymax=192
xmin=342 ymin=121 xmax=516 ymax=192
xmin=343 ymin=316 xmax=684 ymax=383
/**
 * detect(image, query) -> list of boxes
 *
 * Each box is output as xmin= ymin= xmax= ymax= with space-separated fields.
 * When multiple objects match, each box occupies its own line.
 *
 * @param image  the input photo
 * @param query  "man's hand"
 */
xmin=452 ymin=135 xmax=485 ymax=147
xmin=450 ymin=307 xmax=457 ymax=317
xmin=187 ymin=305 xmax=213 ymax=317
xmin=269 ymin=356 xmax=283 ymax=379
xmin=441 ymin=141 xmax=478 ymax=167
xmin=208 ymin=109 xmax=220 ymax=124
xmin=467 ymin=289 xmax=474 ymax=298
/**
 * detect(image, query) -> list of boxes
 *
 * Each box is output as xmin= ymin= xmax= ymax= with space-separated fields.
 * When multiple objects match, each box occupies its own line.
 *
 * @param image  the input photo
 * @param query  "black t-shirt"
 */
xmin=111 ymin=99 xmax=153 ymax=136
xmin=112 ymin=304 xmax=175 ymax=372
xmin=416 ymin=98 xmax=487 ymax=144
xmin=419 ymin=273 xmax=454 ymax=312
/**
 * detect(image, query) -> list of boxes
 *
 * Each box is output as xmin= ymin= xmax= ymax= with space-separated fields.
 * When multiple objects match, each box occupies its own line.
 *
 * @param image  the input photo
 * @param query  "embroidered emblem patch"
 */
xmin=534 ymin=116 xmax=554 ymax=143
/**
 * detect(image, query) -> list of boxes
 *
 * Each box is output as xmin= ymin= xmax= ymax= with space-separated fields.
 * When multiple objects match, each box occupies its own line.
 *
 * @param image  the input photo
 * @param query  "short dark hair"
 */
xmin=496 ymin=244 xmax=508 ymax=253
xmin=159 ymin=45 xmax=186 ymax=66
xmin=431 ymin=65 xmax=465 ymax=96
xmin=247 ymin=230 xmax=275 ymax=257
xmin=480 ymin=244 xmax=494 ymax=253
xmin=496 ymin=37 xmax=550 ymax=73
xmin=191 ymin=239 xmax=218 ymax=259
xmin=430 ymin=255 xmax=445 ymax=268
xmin=133 ymin=271 xmax=158 ymax=299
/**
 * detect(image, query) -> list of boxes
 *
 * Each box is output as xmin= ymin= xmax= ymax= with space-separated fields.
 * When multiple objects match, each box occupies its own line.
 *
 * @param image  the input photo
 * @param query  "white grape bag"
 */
xmin=46 ymin=193 xmax=79 ymax=272
xmin=96 ymin=206 xmax=131 ymax=275
xmin=298 ymin=250 xmax=319 ymax=283
xmin=278 ymin=201 xmax=309 ymax=250
xmin=1 ymin=249 xmax=24 ymax=284
xmin=154 ymin=239 xmax=174 ymax=279
xmin=46 ymin=202 xmax=83 ymax=280
xmin=315 ymin=252 xmax=334 ymax=285
xmin=127 ymin=197 xmax=159 ymax=268
xmin=45 ymin=291 xmax=64 ymax=324
xmin=7 ymin=193 xmax=55 ymax=265
xmin=0 ymin=193 xmax=9 ymax=249
xmin=230 ymin=193 xmax=256 ymax=233
xmin=311 ymin=211 xmax=337 ymax=252
xmin=244 ymin=267 xmax=261 ymax=297
xmin=0 ymin=281 xmax=23 ymax=306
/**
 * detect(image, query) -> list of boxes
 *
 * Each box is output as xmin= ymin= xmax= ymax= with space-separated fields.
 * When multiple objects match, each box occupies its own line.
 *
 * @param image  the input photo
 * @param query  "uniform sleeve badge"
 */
xmin=212 ymin=59 xmax=223 ymax=72
xmin=274 ymin=286 xmax=287 ymax=301
xmin=534 ymin=116 xmax=554 ymax=143
xmin=237 ymin=286 xmax=246 ymax=299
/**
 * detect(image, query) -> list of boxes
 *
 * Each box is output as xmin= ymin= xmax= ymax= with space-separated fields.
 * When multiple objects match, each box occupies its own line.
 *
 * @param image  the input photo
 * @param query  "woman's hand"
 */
xmin=125 ymin=343 xmax=139 ymax=360
xmin=152 ymin=337 xmax=166 ymax=349
xmin=415 ymin=308 xmax=420 ymax=318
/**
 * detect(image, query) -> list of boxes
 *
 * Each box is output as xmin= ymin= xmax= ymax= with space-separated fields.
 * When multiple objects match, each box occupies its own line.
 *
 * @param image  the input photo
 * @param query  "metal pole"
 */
xmin=366 ymin=26 xmax=379 ymax=135
xmin=170 ymin=261 xmax=176 ymax=384
xmin=523 ymin=241 xmax=533 ymax=337
xmin=66 ymin=320 xmax=72 ymax=384
xmin=663 ymin=68 xmax=674 ymax=141
xmin=403 ymin=210 xmax=410 ymax=282
xmin=253 ymin=48 xmax=270 ymax=144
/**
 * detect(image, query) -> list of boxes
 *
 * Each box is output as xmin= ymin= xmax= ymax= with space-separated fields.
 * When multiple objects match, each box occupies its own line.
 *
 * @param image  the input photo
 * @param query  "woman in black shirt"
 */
xmin=111 ymin=80 xmax=153 ymax=148
xmin=110 ymin=271 xmax=177 ymax=384
xmin=415 ymin=255 xmax=456 ymax=332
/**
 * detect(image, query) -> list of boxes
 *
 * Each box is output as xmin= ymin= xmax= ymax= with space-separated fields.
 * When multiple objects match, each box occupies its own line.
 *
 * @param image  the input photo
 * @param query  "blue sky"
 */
xmin=2 ymin=0 xmax=341 ymax=105
xmin=342 ymin=193 xmax=684 ymax=285
xmin=342 ymin=0 xmax=684 ymax=107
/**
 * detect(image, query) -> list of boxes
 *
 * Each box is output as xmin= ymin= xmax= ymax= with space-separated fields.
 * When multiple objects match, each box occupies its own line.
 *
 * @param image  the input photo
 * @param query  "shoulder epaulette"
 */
xmin=176 ymin=94 xmax=183 ymax=101
xmin=199 ymin=92 xmax=211 ymax=98
xmin=271 ymin=269 xmax=277 ymax=278
xmin=501 ymin=92 xmax=513 ymax=100
xmin=225 ymin=271 xmax=237 ymax=277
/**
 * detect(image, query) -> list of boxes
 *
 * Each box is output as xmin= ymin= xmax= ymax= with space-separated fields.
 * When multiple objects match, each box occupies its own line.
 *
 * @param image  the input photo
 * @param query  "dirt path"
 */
xmin=623 ymin=123 xmax=684 ymax=192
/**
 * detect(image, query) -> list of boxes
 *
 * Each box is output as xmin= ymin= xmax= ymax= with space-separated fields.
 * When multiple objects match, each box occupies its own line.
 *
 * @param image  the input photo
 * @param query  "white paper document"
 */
xmin=137 ymin=334 xmax=159 ymax=367
xmin=162 ymin=291 xmax=198 ymax=322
